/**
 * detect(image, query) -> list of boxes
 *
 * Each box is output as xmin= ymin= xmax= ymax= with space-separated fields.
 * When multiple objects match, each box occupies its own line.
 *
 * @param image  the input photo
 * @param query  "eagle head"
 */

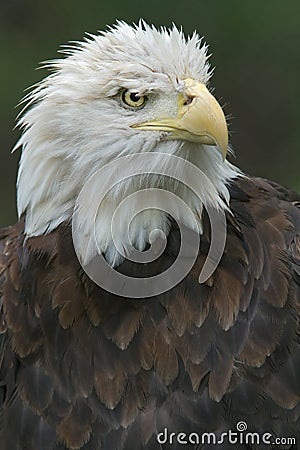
xmin=15 ymin=21 xmax=239 ymax=266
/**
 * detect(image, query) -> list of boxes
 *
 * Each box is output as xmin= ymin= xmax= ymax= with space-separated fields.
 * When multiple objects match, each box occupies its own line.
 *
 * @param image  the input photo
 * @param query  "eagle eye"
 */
xmin=122 ymin=90 xmax=147 ymax=108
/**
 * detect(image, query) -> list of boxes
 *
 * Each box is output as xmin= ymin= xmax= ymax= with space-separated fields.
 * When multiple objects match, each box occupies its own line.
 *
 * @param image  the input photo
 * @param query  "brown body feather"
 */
xmin=0 ymin=177 xmax=300 ymax=449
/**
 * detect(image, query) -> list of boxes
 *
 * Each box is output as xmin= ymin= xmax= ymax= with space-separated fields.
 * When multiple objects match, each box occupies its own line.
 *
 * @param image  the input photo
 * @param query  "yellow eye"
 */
xmin=122 ymin=91 xmax=147 ymax=108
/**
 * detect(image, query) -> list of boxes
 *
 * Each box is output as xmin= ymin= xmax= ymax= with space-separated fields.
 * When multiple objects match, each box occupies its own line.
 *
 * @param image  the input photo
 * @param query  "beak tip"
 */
xmin=221 ymin=146 xmax=228 ymax=161
xmin=214 ymin=139 xmax=228 ymax=161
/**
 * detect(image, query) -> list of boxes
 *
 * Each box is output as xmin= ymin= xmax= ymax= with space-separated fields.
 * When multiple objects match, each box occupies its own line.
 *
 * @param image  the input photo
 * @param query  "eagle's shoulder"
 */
xmin=219 ymin=175 xmax=300 ymax=418
xmin=227 ymin=175 xmax=300 ymax=316
xmin=231 ymin=175 xmax=300 ymax=199
xmin=0 ymin=221 xmax=26 ymax=440
xmin=229 ymin=176 xmax=300 ymax=272
xmin=229 ymin=175 xmax=300 ymax=242
xmin=0 ymin=221 xmax=25 ymax=331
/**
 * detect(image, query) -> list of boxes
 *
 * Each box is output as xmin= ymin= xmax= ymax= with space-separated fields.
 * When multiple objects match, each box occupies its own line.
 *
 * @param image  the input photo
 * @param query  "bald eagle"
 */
xmin=0 ymin=21 xmax=300 ymax=450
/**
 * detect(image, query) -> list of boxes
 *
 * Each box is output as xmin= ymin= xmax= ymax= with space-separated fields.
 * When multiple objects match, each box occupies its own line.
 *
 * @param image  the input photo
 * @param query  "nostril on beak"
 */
xmin=183 ymin=96 xmax=195 ymax=106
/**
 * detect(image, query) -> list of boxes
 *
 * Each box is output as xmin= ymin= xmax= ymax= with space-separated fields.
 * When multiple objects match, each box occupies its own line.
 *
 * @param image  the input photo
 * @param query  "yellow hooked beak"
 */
xmin=131 ymin=78 xmax=228 ymax=160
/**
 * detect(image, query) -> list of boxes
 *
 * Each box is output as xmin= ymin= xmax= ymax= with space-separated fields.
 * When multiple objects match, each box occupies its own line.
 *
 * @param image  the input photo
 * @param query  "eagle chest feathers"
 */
xmin=1 ymin=20 xmax=300 ymax=450
xmin=1 ymin=178 xmax=300 ymax=449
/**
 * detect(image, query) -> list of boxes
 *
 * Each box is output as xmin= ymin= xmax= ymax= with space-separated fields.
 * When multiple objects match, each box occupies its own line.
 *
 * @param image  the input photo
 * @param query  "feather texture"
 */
xmin=0 ymin=177 xmax=299 ymax=449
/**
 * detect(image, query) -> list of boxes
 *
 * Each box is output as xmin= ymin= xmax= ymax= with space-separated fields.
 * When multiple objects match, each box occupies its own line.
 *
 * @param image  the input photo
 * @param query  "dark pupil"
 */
xmin=130 ymin=93 xmax=141 ymax=102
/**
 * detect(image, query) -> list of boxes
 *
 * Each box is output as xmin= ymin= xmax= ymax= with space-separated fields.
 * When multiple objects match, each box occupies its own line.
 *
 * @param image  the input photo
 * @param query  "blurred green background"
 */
xmin=1 ymin=0 xmax=299 ymax=227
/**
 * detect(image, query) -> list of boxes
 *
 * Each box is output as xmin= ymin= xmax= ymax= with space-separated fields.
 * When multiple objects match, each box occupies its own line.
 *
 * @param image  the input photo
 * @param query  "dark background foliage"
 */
xmin=0 ymin=0 xmax=299 ymax=227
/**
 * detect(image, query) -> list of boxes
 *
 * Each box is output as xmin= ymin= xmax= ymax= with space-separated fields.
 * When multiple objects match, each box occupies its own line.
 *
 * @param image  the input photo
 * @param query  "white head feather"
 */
xmin=15 ymin=21 xmax=240 ymax=266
